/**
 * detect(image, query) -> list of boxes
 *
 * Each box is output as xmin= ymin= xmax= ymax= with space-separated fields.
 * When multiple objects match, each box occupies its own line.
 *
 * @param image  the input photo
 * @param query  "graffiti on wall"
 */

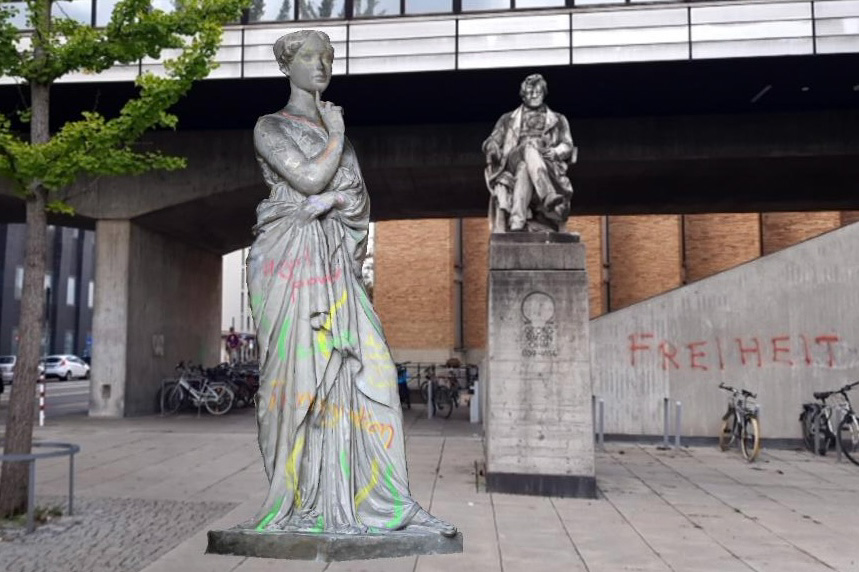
xmin=627 ymin=332 xmax=844 ymax=371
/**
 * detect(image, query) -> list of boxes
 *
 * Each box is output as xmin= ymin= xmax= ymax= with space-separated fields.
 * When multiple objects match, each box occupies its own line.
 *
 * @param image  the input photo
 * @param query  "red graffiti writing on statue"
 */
xmin=627 ymin=332 xmax=841 ymax=371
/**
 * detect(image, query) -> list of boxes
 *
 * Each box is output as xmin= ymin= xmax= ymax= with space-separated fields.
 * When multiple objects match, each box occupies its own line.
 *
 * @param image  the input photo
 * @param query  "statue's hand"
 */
xmin=316 ymin=91 xmax=345 ymax=135
xmin=296 ymin=194 xmax=335 ymax=225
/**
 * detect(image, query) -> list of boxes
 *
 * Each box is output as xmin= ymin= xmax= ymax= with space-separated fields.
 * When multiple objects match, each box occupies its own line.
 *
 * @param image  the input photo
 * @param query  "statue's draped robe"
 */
xmin=247 ymin=112 xmax=419 ymax=533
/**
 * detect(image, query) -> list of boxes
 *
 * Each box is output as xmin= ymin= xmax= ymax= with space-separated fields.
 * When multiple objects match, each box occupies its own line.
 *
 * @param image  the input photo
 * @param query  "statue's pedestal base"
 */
xmin=206 ymin=528 xmax=463 ymax=561
xmin=485 ymin=232 xmax=596 ymax=499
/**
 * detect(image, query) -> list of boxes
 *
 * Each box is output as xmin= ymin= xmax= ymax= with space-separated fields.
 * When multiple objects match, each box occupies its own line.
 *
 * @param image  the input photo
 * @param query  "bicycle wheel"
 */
xmin=741 ymin=417 xmax=761 ymax=462
xmin=204 ymin=384 xmax=234 ymax=416
xmin=162 ymin=383 xmax=184 ymax=415
xmin=838 ymin=413 xmax=859 ymax=466
xmin=420 ymin=380 xmax=429 ymax=404
xmin=811 ymin=413 xmax=832 ymax=455
xmin=719 ymin=415 xmax=736 ymax=451
xmin=800 ymin=405 xmax=819 ymax=452
xmin=434 ymin=386 xmax=452 ymax=418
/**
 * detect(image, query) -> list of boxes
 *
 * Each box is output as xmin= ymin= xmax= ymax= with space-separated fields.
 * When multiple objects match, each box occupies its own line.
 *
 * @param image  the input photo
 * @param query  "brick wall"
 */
xmin=841 ymin=211 xmax=859 ymax=226
xmin=374 ymin=219 xmax=455 ymax=351
xmin=569 ymin=215 xmax=606 ymax=317
xmin=761 ymin=212 xmax=841 ymax=255
xmin=375 ymin=211 xmax=847 ymax=354
xmin=608 ymin=215 xmax=683 ymax=310
xmin=463 ymin=217 xmax=489 ymax=350
xmin=683 ymin=213 xmax=761 ymax=282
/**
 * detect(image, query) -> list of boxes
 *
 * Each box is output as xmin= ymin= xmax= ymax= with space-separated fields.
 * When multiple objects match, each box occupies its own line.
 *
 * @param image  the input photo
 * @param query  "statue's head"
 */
xmin=519 ymin=74 xmax=547 ymax=109
xmin=273 ymin=30 xmax=335 ymax=94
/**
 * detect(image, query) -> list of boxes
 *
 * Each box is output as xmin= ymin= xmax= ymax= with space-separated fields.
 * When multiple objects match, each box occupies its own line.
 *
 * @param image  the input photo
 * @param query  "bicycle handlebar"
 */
xmin=718 ymin=383 xmax=756 ymax=399
xmin=813 ymin=381 xmax=859 ymax=402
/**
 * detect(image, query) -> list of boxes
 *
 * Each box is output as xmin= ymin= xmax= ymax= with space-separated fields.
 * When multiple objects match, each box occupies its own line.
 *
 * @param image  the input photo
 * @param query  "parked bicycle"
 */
xmin=418 ymin=366 xmax=455 ymax=418
xmin=800 ymin=380 xmax=859 ymax=465
xmin=160 ymin=362 xmax=235 ymax=416
xmin=718 ymin=383 xmax=761 ymax=462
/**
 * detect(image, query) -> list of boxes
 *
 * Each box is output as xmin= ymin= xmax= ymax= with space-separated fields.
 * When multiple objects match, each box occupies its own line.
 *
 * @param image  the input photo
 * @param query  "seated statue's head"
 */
xmin=519 ymin=74 xmax=547 ymax=110
xmin=273 ymin=30 xmax=335 ymax=94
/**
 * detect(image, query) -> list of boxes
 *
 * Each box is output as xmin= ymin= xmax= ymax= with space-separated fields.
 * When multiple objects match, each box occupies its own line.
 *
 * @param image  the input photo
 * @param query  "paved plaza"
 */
xmin=1 ymin=406 xmax=859 ymax=572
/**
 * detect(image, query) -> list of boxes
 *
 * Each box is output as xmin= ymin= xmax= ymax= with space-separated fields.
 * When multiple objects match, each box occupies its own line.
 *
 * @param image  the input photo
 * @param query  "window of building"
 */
xmin=354 ymin=0 xmax=398 ymax=17
xmin=298 ymin=0 xmax=345 ymax=19
xmin=248 ymin=0 xmax=295 ymax=22
xmin=515 ymin=0 xmax=565 ymax=7
xmin=405 ymin=0 xmax=452 ymax=15
xmin=10 ymin=327 xmax=18 ymax=355
xmin=463 ymin=0 xmax=510 ymax=10
xmin=67 ymin=276 xmax=76 ymax=306
xmin=88 ymin=281 xmax=94 ymax=309
xmin=14 ymin=266 xmax=23 ymax=300
xmin=64 ymin=330 xmax=74 ymax=354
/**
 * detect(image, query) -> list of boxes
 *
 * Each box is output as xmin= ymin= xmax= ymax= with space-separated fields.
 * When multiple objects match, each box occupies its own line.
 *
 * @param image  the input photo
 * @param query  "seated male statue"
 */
xmin=482 ymin=73 xmax=576 ymax=233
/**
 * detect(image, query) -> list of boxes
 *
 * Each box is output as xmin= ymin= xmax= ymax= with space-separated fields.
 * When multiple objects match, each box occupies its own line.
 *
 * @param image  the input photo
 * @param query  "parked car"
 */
xmin=42 ymin=355 xmax=90 ymax=381
xmin=0 ymin=355 xmax=14 ymax=385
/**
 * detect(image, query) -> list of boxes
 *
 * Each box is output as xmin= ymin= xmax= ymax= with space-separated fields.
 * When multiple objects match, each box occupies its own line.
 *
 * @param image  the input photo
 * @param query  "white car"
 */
xmin=0 ymin=356 xmax=13 ymax=385
xmin=42 ymin=355 xmax=90 ymax=381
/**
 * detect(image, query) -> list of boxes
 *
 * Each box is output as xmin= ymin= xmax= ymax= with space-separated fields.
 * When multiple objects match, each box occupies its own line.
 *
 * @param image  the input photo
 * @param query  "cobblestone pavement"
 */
xmin=0 ymin=497 xmax=236 ymax=572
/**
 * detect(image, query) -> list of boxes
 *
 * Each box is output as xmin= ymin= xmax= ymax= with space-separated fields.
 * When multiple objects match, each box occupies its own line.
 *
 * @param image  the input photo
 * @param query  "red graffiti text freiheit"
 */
xmin=627 ymin=332 xmax=842 ymax=371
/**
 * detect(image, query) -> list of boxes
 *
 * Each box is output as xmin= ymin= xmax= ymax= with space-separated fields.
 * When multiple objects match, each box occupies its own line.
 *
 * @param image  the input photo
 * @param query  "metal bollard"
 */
xmin=38 ymin=382 xmax=45 ymax=427
xmin=663 ymin=397 xmax=670 ymax=448
xmin=427 ymin=379 xmax=433 ymax=420
xmin=598 ymin=398 xmax=605 ymax=450
xmin=674 ymin=401 xmax=682 ymax=449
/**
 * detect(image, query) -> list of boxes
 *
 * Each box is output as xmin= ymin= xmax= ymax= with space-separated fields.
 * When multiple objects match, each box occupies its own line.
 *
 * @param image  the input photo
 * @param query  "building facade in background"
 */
xmin=0 ymin=223 xmax=96 ymax=358
xmin=374 ymin=212 xmax=859 ymax=365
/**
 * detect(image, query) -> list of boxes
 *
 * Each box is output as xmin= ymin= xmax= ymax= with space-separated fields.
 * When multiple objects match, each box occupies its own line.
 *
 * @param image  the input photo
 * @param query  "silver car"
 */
xmin=0 ymin=356 xmax=13 ymax=385
xmin=42 ymin=355 xmax=90 ymax=381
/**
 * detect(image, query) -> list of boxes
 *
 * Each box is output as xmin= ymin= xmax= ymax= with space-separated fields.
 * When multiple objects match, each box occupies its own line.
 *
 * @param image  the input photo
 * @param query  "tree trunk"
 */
xmin=0 ymin=81 xmax=50 ymax=518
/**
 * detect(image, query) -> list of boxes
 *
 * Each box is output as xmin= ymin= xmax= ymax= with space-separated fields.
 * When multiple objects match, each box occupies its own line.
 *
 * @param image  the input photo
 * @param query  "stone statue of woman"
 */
xmin=244 ymin=30 xmax=456 ymax=539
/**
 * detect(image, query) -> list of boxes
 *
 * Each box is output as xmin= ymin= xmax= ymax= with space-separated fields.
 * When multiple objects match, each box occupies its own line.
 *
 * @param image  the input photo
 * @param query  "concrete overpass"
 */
xmin=2 ymin=0 xmax=859 ymax=416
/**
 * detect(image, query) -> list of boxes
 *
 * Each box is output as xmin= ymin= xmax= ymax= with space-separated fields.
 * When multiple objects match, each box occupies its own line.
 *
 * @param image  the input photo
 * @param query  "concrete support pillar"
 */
xmin=90 ymin=220 xmax=222 ymax=417
xmin=485 ymin=233 xmax=595 ymax=498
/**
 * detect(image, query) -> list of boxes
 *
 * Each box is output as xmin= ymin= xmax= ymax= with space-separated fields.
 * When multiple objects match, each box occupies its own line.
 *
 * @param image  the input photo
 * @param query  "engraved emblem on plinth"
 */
xmin=521 ymin=291 xmax=557 ymax=358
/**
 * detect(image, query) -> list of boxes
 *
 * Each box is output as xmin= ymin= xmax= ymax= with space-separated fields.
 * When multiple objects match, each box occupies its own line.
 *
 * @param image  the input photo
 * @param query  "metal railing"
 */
xmin=0 ymin=441 xmax=80 ymax=533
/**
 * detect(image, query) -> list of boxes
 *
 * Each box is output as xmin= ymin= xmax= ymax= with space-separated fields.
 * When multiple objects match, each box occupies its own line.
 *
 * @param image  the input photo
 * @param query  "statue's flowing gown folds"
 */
xmin=247 ymin=112 xmax=419 ymax=534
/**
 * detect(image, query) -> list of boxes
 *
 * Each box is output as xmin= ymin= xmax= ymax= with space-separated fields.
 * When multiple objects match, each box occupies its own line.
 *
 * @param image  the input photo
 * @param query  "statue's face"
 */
xmin=287 ymin=34 xmax=333 ymax=94
xmin=521 ymin=83 xmax=545 ymax=109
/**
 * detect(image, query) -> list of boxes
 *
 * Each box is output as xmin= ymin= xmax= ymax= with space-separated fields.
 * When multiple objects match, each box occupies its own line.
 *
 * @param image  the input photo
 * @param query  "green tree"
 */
xmin=0 ymin=0 xmax=247 ymax=517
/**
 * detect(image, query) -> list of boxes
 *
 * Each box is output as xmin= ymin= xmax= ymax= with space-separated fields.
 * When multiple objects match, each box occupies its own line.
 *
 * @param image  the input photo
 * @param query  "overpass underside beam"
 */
xmin=89 ymin=220 xmax=222 ymax=417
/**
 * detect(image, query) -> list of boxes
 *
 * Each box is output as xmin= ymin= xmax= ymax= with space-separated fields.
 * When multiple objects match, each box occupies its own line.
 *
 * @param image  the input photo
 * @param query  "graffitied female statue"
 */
xmin=245 ymin=30 xmax=456 ymax=538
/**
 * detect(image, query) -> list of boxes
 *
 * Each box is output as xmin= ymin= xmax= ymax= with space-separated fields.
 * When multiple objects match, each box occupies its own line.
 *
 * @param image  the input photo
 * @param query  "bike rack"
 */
xmin=0 ymin=441 xmax=80 ymax=533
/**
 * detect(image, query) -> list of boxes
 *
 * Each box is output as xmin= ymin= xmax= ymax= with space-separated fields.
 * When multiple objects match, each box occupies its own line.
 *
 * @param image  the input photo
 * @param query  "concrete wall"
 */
xmin=591 ymin=222 xmax=859 ymax=439
xmin=90 ymin=220 xmax=221 ymax=417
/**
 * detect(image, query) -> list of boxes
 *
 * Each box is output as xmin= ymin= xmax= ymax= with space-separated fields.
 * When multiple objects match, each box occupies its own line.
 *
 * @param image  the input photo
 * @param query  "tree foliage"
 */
xmin=0 ymin=0 xmax=248 ymax=518
xmin=0 ymin=0 xmax=248 ymax=201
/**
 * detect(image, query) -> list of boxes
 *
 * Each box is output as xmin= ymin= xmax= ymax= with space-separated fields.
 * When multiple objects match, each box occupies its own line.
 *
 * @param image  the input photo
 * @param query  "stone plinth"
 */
xmin=207 ymin=528 xmax=463 ymax=561
xmin=485 ymin=232 xmax=596 ymax=498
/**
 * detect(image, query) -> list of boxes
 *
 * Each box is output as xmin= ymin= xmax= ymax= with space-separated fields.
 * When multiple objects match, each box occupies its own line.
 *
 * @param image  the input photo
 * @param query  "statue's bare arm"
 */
xmin=254 ymin=117 xmax=345 ymax=196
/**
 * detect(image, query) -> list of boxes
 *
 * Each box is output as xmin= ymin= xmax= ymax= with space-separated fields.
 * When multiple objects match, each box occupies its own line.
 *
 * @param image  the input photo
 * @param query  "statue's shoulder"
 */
xmin=255 ymin=112 xmax=286 ymax=132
